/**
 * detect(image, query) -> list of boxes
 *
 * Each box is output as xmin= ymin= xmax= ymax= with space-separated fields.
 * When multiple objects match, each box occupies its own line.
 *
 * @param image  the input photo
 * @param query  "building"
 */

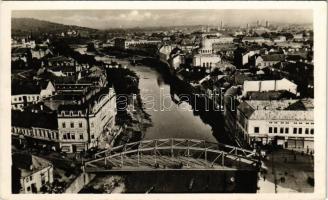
xmin=31 ymin=47 xmax=53 ymax=59
xmin=57 ymin=87 xmax=116 ymax=152
xmin=272 ymin=36 xmax=287 ymax=43
xmin=11 ymin=81 xmax=56 ymax=110
xmin=236 ymin=99 xmax=314 ymax=150
xmin=11 ymin=108 xmax=59 ymax=148
xmin=234 ymin=47 xmax=258 ymax=68
xmin=46 ymin=56 xmax=76 ymax=67
xmin=198 ymin=36 xmax=234 ymax=54
xmin=253 ymin=54 xmax=285 ymax=69
xmin=242 ymin=78 xmax=297 ymax=96
xmin=12 ymin=87 xmax=117 ymax=153
xmin=158 ymin=45 xmax=174 ymax=63
xmin=192 ymin=54 xmax=221 ymax=68
xmin=12 ymin=153 xmax=54 ymax=193
xmin=114 ymin=38 xmax=161 ymax=50
xmin=242 ymin=37 xmax=266 ymax=44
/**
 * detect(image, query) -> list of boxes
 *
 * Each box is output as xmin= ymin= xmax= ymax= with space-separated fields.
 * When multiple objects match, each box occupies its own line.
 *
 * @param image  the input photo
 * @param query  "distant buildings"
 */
xmin=12 ymin=153 xmax=54 ymax=193
xmin=236 ymin=99 xmax=314 ymax=150
xmin=114 ymin=38 xmax=161 ymax=50
xmin=242 ymin=37 xmax=266 ymax=44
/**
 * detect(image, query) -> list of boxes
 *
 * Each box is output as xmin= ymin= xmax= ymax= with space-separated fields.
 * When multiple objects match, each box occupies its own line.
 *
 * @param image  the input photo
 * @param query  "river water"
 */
xmin=132 ymin=65 xmax=217 ymax=142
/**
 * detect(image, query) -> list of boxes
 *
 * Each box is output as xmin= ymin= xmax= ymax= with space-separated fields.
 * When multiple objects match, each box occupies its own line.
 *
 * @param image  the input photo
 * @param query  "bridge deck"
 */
xmin=84 ymin=138 xmax=260 ymax=172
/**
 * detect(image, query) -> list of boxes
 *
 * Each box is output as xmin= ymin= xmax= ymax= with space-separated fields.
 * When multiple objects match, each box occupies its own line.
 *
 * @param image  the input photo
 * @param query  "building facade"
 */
xmin=236 ymin=99 xmax=314 ymax=150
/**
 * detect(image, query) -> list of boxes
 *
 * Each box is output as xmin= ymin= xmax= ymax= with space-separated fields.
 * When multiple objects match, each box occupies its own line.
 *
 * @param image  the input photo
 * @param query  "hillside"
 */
xmin=12 ymin=18 xmax=98 ymax=36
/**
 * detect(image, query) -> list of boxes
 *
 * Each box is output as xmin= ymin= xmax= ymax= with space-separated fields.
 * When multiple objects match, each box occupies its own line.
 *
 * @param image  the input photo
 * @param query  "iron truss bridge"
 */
xmin=84 ymin=138 xmax=260 ymax=172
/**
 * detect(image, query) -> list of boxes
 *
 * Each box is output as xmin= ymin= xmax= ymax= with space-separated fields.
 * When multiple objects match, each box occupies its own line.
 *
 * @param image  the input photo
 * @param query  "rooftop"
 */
xmin=238 ymin=99 xmax=314 ymax=121
xmin=12 ymin=153 xmax=52 ymax=178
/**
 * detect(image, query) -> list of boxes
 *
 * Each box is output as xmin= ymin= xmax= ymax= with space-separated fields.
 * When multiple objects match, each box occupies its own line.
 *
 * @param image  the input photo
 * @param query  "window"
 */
xmin=56 ymin=132 xmax=59 ymax=140
xmin=280 ymin=128 xmax=284 ymax=134
xmin=274 ymin=127 xmax=277 ymax=134
xmin=285 ymin=128 xmax=289 ymax=134
xmin=310 ymin=129 xmax=314 ymax=135
xmin=27 ymin=186 xmax=31 ymax=191
xmin=298 ymin=128 xmax=302 ymax=134
xmin=63 ymin=134 xmax=67 ymax=140
xmin=305 ymin=128 xmax=309 ymax=134
xmin=79 ymin=122 xmax=83 ymax=128
xmin=71 ymin=134 xmax=75 ymax=140
xmin=30 ymin=176 xmax=33 ymax=181
xmin=70 ymin=122 xmax=74 ymax=128
xmin=91 ymin=135 xmax=94 ymax=139
xmin=67 ymin=133 xmax=71 ymax=139
xmin=293 ymin=128 xmax=297 ymax=134
xmin=299 ymin=122 xmax=302 ymax=124
xmin=80 ymin=134 xmax=83 ymax=140
xmin=62 ymin=123 xmax=66 ymax=128
xmin=18 ymin=97 xmax=22 ymax=101
xmin=269 ymin=127 xmax=272 ymax=133
xmin=254 ymin=127 xmax=259 ymax=133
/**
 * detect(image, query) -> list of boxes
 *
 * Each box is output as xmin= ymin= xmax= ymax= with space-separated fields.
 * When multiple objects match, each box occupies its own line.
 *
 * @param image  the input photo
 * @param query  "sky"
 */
xmin=12 ymin=10 xmax=312 ymax=29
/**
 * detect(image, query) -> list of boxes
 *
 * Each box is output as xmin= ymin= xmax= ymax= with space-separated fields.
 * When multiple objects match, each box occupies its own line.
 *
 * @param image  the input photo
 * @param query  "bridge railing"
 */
xmin=85 ymin=138 xmax=259 ymax=171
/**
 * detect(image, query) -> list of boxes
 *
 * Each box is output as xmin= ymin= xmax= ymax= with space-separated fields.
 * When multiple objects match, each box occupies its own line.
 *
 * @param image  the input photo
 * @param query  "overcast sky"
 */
xmin=12 ymin=10 xmax=312 ymax=29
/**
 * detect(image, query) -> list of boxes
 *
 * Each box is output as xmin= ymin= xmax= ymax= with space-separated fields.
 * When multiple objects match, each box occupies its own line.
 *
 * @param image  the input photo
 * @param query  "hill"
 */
xmin=12 ymin=18 xmax=98 ymax=36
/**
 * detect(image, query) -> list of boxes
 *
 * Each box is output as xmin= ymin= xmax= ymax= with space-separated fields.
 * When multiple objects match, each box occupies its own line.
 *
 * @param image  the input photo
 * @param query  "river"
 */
xmin=116 ymin=58 xmax=231 ymax=144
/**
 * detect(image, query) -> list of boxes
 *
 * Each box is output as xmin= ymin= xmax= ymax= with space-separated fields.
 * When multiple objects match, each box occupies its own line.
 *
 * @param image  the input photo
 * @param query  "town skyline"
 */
xmin=12 ymin=9 xmax=313 ymax=29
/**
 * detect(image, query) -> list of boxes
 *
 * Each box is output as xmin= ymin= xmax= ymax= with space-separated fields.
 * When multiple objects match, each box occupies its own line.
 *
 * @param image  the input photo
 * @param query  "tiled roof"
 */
xmin=238 ymin=99 xmax=314 ymax=121
xmin=249 ymin=110 xmax=313 ymax=121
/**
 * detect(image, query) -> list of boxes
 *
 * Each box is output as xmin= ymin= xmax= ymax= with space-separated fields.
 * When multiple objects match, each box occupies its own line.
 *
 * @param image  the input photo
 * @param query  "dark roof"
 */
xmin=51 ymin=65 xmax=76 ymax=73
xmin=11 ymin=82 xmax=41 ymax=95
xmin=238 ymin=101 xmax=255 ymax=118
xmin=47 ymin=56 xmax=73 ymax=63
xmin=57 ymin=86 xmax=109 ymax=112
xmin=246 ymin=90 xmax=296 ymax=100
xmin=12 ymin=48 xmax=29 ymax=54
xmin=12 ymin=110 xmax=58 ymax=129
xmin=12 ymin=153 xmax=52 ymax=177
xmin=12 ymin=153 xmax=32 ymax=169
xmin=11 ymin=80 xmax=52 ymax=95
xmin=170 ymin=47 xmax=182 ymax=57
xmin=261 ymin=54 xmax=285 ymax=62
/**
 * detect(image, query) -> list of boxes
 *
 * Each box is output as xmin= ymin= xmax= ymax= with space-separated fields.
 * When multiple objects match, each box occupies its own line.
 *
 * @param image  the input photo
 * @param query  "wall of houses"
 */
xmin=11 ymin=94 xmax=40 ymax=110
xmin=20 ymin=165 xmax=53 ymax=193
